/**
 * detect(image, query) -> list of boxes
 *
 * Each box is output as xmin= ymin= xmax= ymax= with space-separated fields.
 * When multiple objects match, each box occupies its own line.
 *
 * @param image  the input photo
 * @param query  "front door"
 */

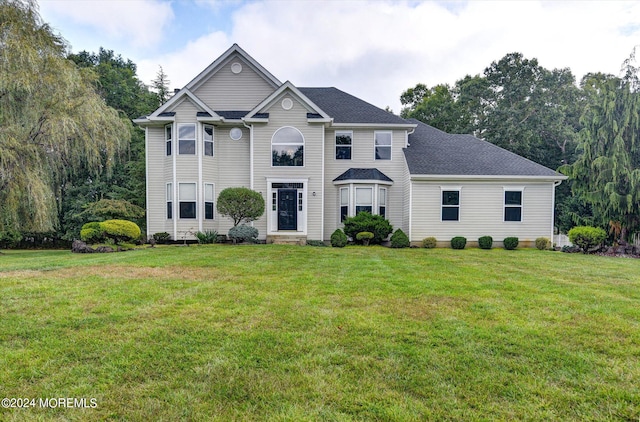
xmin=277 ymin=189 xmax=297 ymax=230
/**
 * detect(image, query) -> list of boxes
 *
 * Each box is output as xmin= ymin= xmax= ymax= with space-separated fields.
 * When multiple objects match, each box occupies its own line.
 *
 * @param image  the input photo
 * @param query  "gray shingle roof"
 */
xmin=299 ymin=87 xmax=409 ymax=125
xmin=404 ymin=119 xmax=563 ymax=177
xmin=333 ymin=168 xmax=393 ymax=183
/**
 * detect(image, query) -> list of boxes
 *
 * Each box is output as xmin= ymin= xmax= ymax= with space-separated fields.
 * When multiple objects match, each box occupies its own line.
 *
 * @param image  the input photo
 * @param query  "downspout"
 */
xmin=198 ymin=124 xmax=203 ymax=233
xmin=144 ymin=127 xmax=150 ymax=239
xmin=173 ymin=125 xmax=178 ymax=242
xmin=243 ymin=120 xmax=254 ymax=190
xmin=321 ymin=124 xmax=325 ymax=241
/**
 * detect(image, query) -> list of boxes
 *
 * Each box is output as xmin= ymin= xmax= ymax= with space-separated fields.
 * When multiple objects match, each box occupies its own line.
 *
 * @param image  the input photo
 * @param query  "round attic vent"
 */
xmin=231 ymin=62 xmax=242 ymax=74
xmin=281 ymin=98 xmax=293 ymax=110
xmin=230 ymin=127 xmax=243 ymax=141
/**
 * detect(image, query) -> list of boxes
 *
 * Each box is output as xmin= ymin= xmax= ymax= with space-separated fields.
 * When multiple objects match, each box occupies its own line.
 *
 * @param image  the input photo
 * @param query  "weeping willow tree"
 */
xmin=0 ymin=0 xmax=129 ymax=236
xmin=564 ymin=51 xmax=640 ymax=241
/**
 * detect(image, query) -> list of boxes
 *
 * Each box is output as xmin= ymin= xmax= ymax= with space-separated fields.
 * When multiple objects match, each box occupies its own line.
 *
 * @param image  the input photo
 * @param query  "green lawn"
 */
xmin=0 ymin=246 xmax=638 ymax=421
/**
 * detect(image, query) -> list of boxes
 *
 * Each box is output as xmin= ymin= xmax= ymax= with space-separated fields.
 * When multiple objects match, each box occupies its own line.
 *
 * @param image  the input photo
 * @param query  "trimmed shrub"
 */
xmin=343 ymin=212 xmax=393 ymax=244
xmin=153 ymin=232 xmax=171 ymax=243
xmin=100 ymin=219 xmax=141 ymax=244
xmin=356 ymin=231 xmax=374 ymax=245
xmin=568 ymin=226 xmax=607 ymax=254
xmin=478 ymin=235 xmax=493 ymax=250
xmin=228 ymin=224 xmax=258 ymax=243
xmin=422 ymin=237 xmax=437 ymax=249
xmin=535 ymin=237 xmax=551 ymax=250
xmin=80 ymin=222 xmax=104 ymax=244
xmin=503 ymin=237 xmax=519 ymax=250
xmin=195 ymin=230 xmax=218 ymax=244
xmin=217 ymin=187 xmax=265 ymax=226
xmin=330 ymin=229 xmax=348 ymax=248
xmin=390 ymin=229 xmax=410 ymax=248
xmin=306 ymin=240 xmax=327 ymax=247
xmin=451 ymin=236 xmax=466 ymax=250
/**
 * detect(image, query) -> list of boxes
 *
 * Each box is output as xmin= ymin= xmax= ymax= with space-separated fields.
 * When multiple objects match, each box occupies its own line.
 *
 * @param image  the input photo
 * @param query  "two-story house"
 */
xmin=134 ymin=44 xmax=566 ymax=246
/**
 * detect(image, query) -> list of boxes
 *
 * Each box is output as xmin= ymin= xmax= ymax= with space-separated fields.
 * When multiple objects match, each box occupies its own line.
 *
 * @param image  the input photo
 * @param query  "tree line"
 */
xmin=401 ymin=51 xmax=640 ymax=241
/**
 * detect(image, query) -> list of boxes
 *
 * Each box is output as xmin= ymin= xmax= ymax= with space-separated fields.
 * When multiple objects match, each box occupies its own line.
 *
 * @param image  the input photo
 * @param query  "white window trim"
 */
xmin=335 ymin=130 xmax=353 ymax=160
xmin=203 ymin=124 xmax=214 ymax=157
xmin=165 ymin=124 xmax=173 ymax=157
xmin=166 ymin=182 xmax=173 ymax=220
xmin=177 ymin=123 xmax=196 ymax=156
xmin=440 ymin=186 xmax=461 ymax=222
xmin=271 ymin=126 xmax=305 ymax=167
xmin=204 ymin=182 xmax=215 ymax=220
xmin=503 ymin=187 xmax=525 ymax=223
xmin=374 ymin=131 xmax=392 ymax=161
xmin=339 ymin=187 xmax=349 ymax=222
xmin=339 ymin=184 xmax=388 ymax=222
xmin=178 ymin=182 xmax=198 ymax=219
xmin=266 ymin=178 xmax=308 ymax=235
xmin=379 ymin=187 xmax=387 ymax=218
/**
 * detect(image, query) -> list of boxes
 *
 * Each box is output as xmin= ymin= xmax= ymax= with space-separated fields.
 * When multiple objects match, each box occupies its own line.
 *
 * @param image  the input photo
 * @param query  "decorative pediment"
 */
xmin=244 ymin=81 xmax=332 ymax=123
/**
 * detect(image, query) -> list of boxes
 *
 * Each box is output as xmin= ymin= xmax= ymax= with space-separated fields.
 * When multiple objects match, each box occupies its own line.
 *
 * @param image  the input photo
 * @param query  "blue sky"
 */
xmin=39 ymin=0 xmax=640 ymax=113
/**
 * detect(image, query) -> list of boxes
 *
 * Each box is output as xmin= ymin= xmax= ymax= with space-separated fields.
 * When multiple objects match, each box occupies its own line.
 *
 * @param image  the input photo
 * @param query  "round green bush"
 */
xmin=152 ymin=232 xmax=171 ymax=244
xmin=80 ymin=222 xmax=104 ymax=244
xmin=451 ymin=236 xmax=466 ymax=250
xmin=535 ymin=237 xmax=551 ymax=250
xmin=330 ymin=229 xmax=348 ymax=248
xmin=100 ymin=219 xmax=141 ymax=244
xmin=503 ymin=237 xmax=519 ymax=250
xmin=390 ymin=229 xmax=410 ymax=248
xmin=568 ymin=226 xmax=606 ymax=253
xmin=422 ymin=237 xmax=437 ymax=248
xmin=228 ymin=224 xmax=258 ymax=243
xmin=478 ymin=235 xmax=493 ymax=250
xmin=343 ymin=212 xmax=393 ymax=244
xmin=356 ymin=231 xmax=374 ymax=245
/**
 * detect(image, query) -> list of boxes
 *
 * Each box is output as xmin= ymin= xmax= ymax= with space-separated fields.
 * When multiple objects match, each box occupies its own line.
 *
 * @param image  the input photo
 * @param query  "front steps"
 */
xmin=266 ymin=235 xmax=307 ymax=246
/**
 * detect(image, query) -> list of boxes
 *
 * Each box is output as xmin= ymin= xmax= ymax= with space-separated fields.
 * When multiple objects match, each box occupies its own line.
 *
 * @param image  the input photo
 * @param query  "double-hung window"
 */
xmin=442 ymin=190 xmax=460 ymax=221
xmin=355 ymin=187 xmax=373 ymax=214
xmin=336 ymin=131 xmax=352 ymax=160
xmin=179 ymin=183 xmax=196 ymax=219
xmin=178 ymin=124 xmax=196 ymax=155
xmin=504 ymin=190 xmax=523 ymax=221
xmin=340 ymin=187 xmax=349 ymax=222
xmin=374 ymin=131 xmax=392 ymax=160
xmin=165 ymin=124 xmax=172 ymax=156
xmin=166 ymin=183 xmax=173 ymax=219
xmin=379 ymin=187 xmax=387 ymax=219
xmin=204 ymin=125 xmax=214 ymax=157
xmin=204 ymin=183 xmax=214 ymax=220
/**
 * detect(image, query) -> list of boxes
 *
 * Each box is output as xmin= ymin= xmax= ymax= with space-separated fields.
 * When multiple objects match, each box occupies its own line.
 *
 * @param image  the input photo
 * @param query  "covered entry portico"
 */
xmin=266 ymin=178 xmax=308 ymax=242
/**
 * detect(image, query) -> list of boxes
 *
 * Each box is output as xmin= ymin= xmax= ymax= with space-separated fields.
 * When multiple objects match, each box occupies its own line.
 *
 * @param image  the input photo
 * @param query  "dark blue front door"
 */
xmin=278 ymin=189 xmax=297 ymax=230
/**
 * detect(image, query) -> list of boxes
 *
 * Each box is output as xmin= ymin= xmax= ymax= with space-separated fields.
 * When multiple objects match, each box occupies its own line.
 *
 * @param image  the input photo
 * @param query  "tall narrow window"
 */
xmin=204 ymin=183 xmax=214 ymax=220
xmin=336 ymin=131 xmax=352 ymax=160
xmin=179 ymin=183 xmax=196 ymax=219
xmin=504 ymin=190 xmax=523 ymax=221
xmin=165 ymin=124 xmax=172 ymax=156
xmin=166 ymin=183 xmax=173 ymax=219
xmin=379 ymin=187 xmax=387 ymax=219
xmin=272 ymin=126 xmax=304 ymax=166
xmin=442 ymin=190 xmax=460 ymax=221
xmin=340 ymin=188 xmax=349 ymax=222
xmin=204 ymin=125 xmax=214 ymax=157
xmin=355 ymin=187 xmax=373 ymax=214
xmin=374 ymin=131 xmax=392 ymax=160
xmin=178 ymin=124 xmax=196 ymax=155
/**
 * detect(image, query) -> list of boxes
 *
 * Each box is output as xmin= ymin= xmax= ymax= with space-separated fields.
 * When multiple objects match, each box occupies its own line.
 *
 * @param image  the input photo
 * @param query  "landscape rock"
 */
xmin=72 ymin=240 xmax=94 ymax=254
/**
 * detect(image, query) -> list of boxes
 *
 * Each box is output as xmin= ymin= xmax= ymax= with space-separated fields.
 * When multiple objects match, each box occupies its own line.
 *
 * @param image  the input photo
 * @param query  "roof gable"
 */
xmin=149 ymin=88 xmax=220 ymax=120
xmin=245 ymin=81 xmax=331 ymax=121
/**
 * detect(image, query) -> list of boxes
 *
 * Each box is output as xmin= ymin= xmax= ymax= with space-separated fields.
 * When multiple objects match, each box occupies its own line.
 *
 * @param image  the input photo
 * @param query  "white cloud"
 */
xmin=39 ymin=0 xmax=174 ymax=49
xmin=41 ymin=0 xmax=640 ymax=113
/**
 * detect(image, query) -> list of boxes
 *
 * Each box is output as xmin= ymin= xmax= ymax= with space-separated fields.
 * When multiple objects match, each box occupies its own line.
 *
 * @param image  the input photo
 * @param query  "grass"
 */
xmin=0 ymin=245 xmax=638 ymax=421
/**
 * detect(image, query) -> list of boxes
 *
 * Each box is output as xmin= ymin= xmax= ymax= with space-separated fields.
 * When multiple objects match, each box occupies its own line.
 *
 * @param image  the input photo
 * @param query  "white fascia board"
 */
xmin=245 ymin=81 xmax=331 ymax=120
xmin=331 ymin=123 xmax=418 ymax=130
xmin=186 ymin=44 xmax=281 ymax=92
xmin=410 ymin=174 xmax=568 ymax=182
xmin=150 ymin=89 xmax=219 ymax=119
xmin=243 ymin=118 xmax=269 ymax=124
xmin=333 ymin=179 xmax=393 ymax=186
xmin=133 ymin=116 xmax=175 ymax=127
xmin=307 ymin=118 xmax=333 ymax=124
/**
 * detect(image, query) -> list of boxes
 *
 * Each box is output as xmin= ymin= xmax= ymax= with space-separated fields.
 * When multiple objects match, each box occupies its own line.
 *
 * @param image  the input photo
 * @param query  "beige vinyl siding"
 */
xmin=410 ymin=181 xmax=554 ymax=243
xmin=324 ymin=129 xmax=408 ymax=240
xmin=401 ymin=158 xmax=411 ymax=235
xmin=252 ymin=94 xmax=323 ymax=240
xmin=192 ymin=54 xmax=276 ymax=111
xmin=147 ymin=126 xmax=169 ymax=237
